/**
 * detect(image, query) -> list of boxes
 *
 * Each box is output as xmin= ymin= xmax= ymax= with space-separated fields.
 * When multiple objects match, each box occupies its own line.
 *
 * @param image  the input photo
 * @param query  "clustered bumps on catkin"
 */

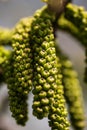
xmin=0 ymin=27 xmax=12 ymax=46
xmin=60 ymin=3 xmax=87 ymax=47
xmin=4 ymin=17 xmax=33 ymax=126
xmin=58 ymin=15 xmax=80 ymax=40
xmin=64 ymin=3 xmax=87 ymax=84
xmin=0 ymin=46 xmax=10 ymax=83
xmin=30 ymin=6 xmax=58 ymax=119
xmin=29 ymin=6 xmax=70 ymax=130
xmin=48 ymin=61 xmax=70 ymax=130
xmin=61 ymin=55 xmax=85 ymax=130
xmin=12 ymin=17 xmax=33 ymax=95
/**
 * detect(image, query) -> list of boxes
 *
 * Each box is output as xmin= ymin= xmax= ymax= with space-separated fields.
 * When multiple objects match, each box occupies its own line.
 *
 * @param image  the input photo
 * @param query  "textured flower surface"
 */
xmin=65 ymin=3 xmax=87 ymax=46
xmin=0 ymin=46 xmax=10 ymax=83
xmin=30 ymin=6 xmax=58 ymax=119
xmin=4 ymin=17 xmax=33 ymax=126
xmin=48 ymin=61 xmax=70 ymax=130
xmin=30 ymin=6 xmax=70 ymax=130
xmin=61 ymin=55 xmax=85 ymax=130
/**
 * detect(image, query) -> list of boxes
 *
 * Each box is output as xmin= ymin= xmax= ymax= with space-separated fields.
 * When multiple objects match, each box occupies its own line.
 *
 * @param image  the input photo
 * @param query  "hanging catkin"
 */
xmin=6 ymin=17 xmax=33 ymax=125
xmin=61 ymin=3 xmax=87 ymax=85
xmin=65 ymin=3 xmax=87 ymax=46
xmin=61 ymin=55 xmax=85 ymax=130
xmin=48 ymin=60 xmax=70 ymax=130
xmin=29 ymin=6 xmax=70 ymax=130
xmin=0 ymin=27 xmax=12 ymax=45
xmin=30 ymin=6 xmax=59 ymax=119
xmin=58 ymin=15 xmax=80 ymax=40
xmin=0 ymin=46 xmax=10 ymax=83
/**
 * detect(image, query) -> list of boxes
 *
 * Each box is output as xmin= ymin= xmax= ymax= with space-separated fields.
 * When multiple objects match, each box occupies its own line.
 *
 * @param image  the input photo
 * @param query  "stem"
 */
xmin=46 ymin=0 xmax=72 ymax=38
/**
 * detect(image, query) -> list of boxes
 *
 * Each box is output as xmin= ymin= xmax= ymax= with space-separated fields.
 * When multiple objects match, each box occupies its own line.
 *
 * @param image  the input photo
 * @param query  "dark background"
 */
xmin=0 ymin=0 xmax=87 ymax=130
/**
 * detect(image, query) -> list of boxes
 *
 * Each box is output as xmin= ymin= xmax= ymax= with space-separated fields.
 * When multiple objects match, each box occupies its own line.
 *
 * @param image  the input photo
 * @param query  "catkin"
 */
xmin=29 ymin=6 xmax=70 ymax=130
xmin=58 ymin=15 xmax=80 ymax=40
xmin=65 ymin=3 xmax=85 ymax=29
xmin=65 ymin=3 xmax=87 ymax=46
xmin=0 ymin=46 xmax=10 ymax=65
xmin=30 ymin=6 xmax=58 ymax=119
xmin=0 ymin=46 xmax=10 ymax=83
xmin=0 ymin=27 xmax=12 ymax=45
xmin=3 ymin=52 xmax=28 ymax=125
xmin=61 ymin=55 xmax=85 ymax=130
xmin=6 ymin=17 xmax=33 ymax=125
xmin=63 ymin=3 xmax=87 ymax=85
xmin=48 ymin=61 xmax=70 ymax=130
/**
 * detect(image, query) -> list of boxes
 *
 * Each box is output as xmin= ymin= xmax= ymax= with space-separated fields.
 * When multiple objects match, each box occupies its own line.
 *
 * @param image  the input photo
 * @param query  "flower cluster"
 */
xmin=30 ymin=7 xmax=58 ymax=119
xmin=61 ymin=55 xmax=85 ymax=130
xmin=3 ymin=17 xmax=33 ymax=125
xmin=0 ymin=46 xmax=10 ymax=83
xmin=48 ymin=61 xmax=70 ymax=130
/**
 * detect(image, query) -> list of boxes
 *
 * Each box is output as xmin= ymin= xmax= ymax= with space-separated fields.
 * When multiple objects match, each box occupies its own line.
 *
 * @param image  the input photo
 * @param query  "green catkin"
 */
xmin=12 ymin=17 xmax=33 ymax=94
xmin=3 ymin=52 xmax=28 ymax=125
xmin=62 ymin=3 xmax=87 ymax=85
xmin=0 ymin=46 xmax=10 ymax=65
xmin=58 ymin=15 xmax=81 ymax=41
xmin=6 ymin=17 xmax=33 ymax=126
xmin=61 ymin=56 xmax=85 ymax=130
xmin=0 ymin=27 xmax=12 ymax=46
xmin=0 ymin=46 xmax=10 ymax=83
xmin=65 ymin=3 xmax=87 ymax=46
xmin=65 ymin=3 xmax=85 ymax=29
xmin=30 ymin=6 xmax=58 ymax=119
xmin=48 ymin=61 xmax=70 ymax=130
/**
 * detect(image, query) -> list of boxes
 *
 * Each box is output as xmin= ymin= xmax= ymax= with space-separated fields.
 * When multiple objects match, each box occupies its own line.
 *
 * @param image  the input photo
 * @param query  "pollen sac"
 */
xmin=5 ymin=17 xmax=33 ymax=125
xmin=30 ymin=6 xmax=59 ymax=119
xmin=61 ymin=56 xmax=85 ymax=130
xmin=48 ymin=62 xmax=70 ymax=130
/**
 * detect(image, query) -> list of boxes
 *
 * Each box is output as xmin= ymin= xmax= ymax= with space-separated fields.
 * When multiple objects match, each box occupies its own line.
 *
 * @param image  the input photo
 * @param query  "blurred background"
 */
xmin=0 ymin=0 xmax=87 ymax=130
